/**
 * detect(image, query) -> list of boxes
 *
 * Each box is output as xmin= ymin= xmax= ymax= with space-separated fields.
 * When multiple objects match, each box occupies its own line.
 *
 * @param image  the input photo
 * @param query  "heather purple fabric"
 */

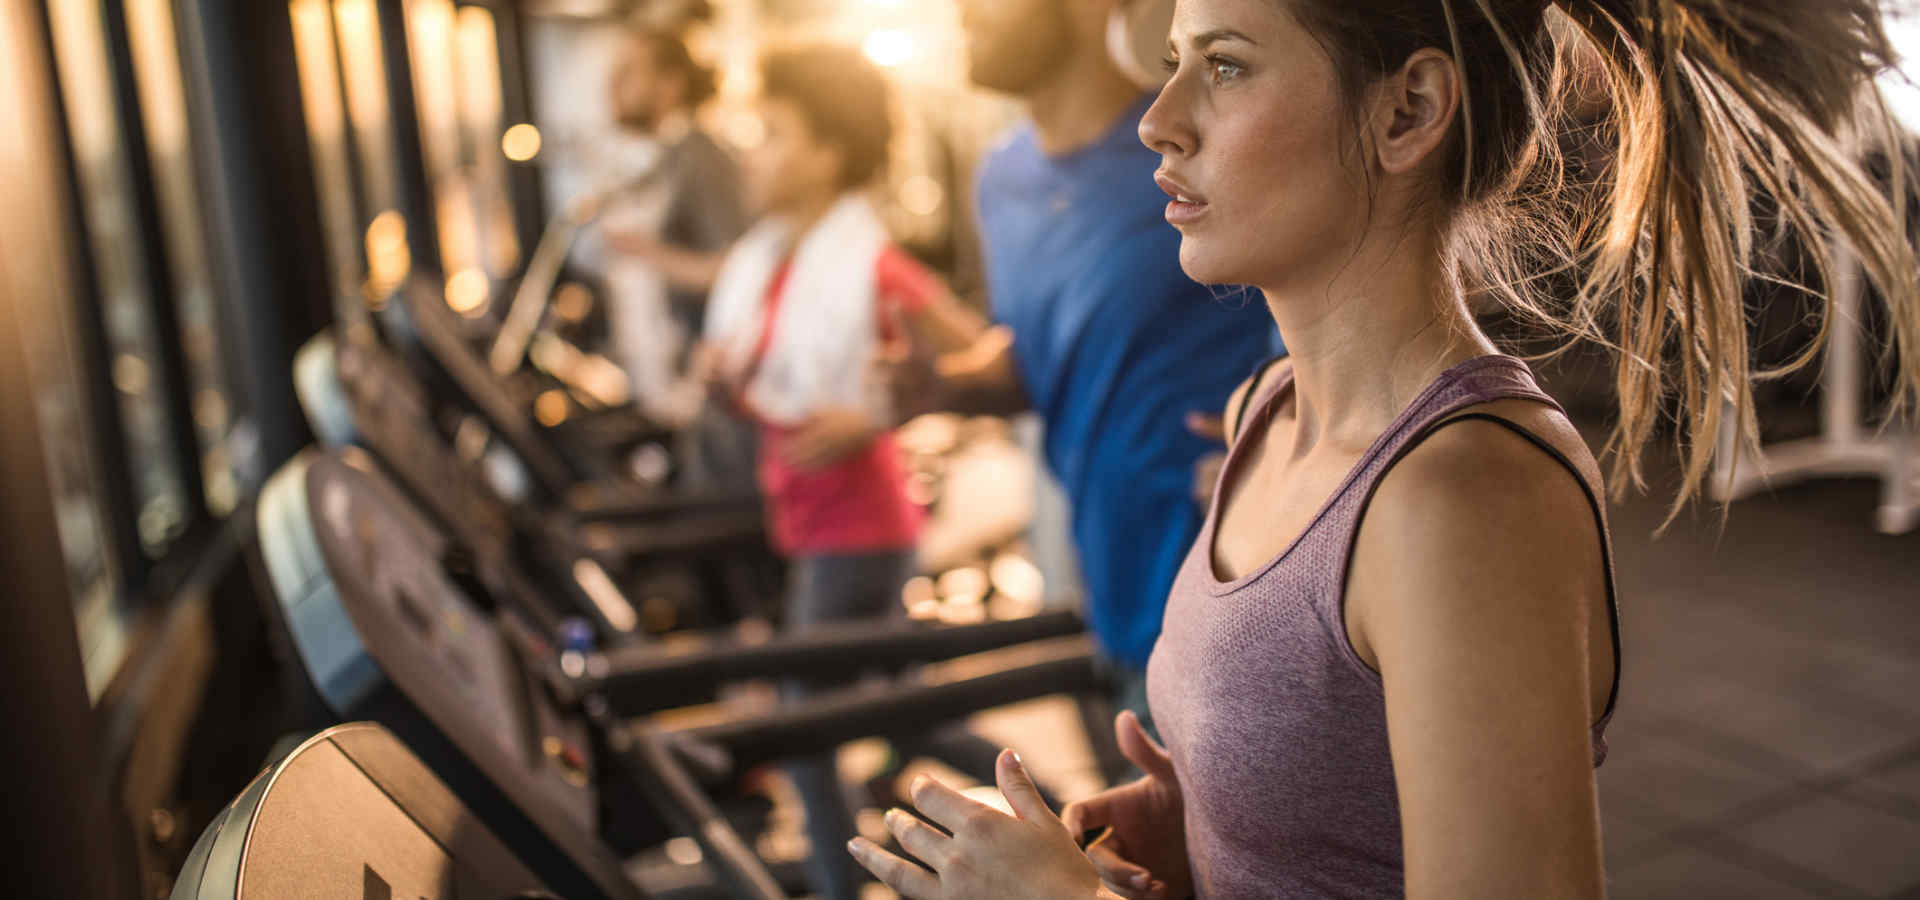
xmin=1145 ymin=355 xmax=1618 ymax=898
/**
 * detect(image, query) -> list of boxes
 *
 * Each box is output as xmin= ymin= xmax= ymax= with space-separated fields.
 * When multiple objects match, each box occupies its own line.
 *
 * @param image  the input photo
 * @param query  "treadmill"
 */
xmin=297 ymin=322 xmax=771 ymax=640
xmin=254 ymin=446 xmax=1099 ymax=899
xmin=172 ymin=722 xmax=555 ymax=900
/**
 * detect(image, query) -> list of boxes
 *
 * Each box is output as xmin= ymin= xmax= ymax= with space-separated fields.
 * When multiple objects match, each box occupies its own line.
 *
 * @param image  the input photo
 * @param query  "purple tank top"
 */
xmin=1144 ymin=355 xmax=1619 ymax=899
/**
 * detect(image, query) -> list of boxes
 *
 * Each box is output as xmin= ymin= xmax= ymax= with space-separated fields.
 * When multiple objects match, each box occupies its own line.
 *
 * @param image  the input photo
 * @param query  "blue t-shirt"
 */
xmin=976 ymin=96 xmax=1279 ymax=667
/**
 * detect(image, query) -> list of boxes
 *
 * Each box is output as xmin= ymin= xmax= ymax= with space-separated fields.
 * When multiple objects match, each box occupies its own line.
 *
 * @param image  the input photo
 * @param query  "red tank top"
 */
xmin=743 ymin=245 xmax=933 ymax=555
xmin=1145 ymin=355 xmax=1621 ymax=898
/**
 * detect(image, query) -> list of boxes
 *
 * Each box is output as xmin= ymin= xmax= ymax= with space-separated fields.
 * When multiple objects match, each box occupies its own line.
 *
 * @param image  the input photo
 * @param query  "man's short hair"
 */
xmin=632 ymin=27 xmax=716 ymax=107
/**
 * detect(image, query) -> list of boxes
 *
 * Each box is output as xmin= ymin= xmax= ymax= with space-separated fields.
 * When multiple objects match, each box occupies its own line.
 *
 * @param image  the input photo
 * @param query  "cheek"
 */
xmin=1233 ymin=95 xmax=1349 ymax=218
xmin=745 ymin=149 xmax=784 ymax=201
xmin=1196 ymin=92 xmax=1365 ymax=281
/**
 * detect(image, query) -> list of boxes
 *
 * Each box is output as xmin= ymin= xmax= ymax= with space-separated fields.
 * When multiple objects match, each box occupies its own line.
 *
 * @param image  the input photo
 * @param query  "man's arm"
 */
xmin=604 ymin=230 xmax=728 ymax=293
xmin=605 ymin=139 xmax=745 ymax=294
xmin=932 ymin=324 xmax=1031 ymax=416
xmin=885 ymin=296 xmax=1030 ymax=420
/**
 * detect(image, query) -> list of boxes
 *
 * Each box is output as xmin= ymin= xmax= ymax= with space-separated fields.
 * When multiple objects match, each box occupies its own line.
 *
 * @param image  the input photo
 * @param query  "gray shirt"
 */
xmin=658 ymin=129 xmax=746 ymax=323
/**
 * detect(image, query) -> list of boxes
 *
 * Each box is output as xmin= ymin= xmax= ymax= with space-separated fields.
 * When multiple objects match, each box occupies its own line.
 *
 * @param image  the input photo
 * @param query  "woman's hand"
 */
xmin=1060 ymin=711 xmax=1190 ymax=900
xmin=781 ymin=406 xmax=881 ymax=469
xmin=848 ymin=749 xmax=1111 ymax=900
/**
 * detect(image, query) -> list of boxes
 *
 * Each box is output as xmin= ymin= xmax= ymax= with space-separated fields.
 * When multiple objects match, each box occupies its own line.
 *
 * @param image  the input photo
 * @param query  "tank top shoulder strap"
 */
xmin=1371 ymin=355 xmax=1603 ymax=516
xmin=1325 ymin=355 xmax=1622 ymax=731
xmin=1332 ymin=356 xmax=1601 ymax=543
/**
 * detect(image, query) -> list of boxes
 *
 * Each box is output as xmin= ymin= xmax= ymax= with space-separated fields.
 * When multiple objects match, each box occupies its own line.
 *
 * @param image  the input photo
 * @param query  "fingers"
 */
xmin=884 ymin=807 xmax=950 ymax=868
xmin=995 ymin=749 xmax=1054 ymax=822
xmin=1115 ymin=711 xmax=1177 ymax=783
xmin=907 ymin=773 xmax=996 ymax=835
xmin=1060 ymin=794 xmax=1101 ymax=835
xmin=1186 ymin=411 xmax=1227 ymax=443
xmin=1087 ymin=843 xmax=1168 ymax=900
xmin=847 ymin=837 xmax=940 ymax=899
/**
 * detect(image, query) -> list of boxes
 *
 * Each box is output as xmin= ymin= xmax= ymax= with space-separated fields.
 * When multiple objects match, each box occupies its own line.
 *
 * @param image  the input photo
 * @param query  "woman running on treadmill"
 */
xmin=849 ymin=0 xmax=1920 ymax=897
xmin=698 ymin=43 xmax=990 ymax=900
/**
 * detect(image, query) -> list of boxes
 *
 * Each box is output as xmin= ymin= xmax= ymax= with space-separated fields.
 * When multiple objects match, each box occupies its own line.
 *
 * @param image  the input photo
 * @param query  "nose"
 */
xmin=1138 ymin=73 xmax=1196 ymax=158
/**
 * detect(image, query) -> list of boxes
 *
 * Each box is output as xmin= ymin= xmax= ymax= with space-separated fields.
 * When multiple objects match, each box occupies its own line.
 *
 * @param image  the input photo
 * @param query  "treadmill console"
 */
xmin=257 ymin=450 xmax=641 ymax=899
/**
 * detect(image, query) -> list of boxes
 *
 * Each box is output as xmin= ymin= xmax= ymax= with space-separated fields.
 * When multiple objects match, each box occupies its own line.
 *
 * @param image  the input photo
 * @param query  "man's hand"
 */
xmin=1188 ymin=412 xmax=1228 ymax=507
xmin=872 ymin=300 xmax=1029 ymax=423
xmin=872 ymin=304 xmax=949 ymax=424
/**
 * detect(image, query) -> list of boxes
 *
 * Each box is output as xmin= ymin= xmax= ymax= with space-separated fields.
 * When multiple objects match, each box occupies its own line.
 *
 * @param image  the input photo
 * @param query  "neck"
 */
xmin=778 ymin=188 xmax=846 ymax=239
xmin=1258 ymin=221 xmax=1497 ymax=455
xmin=1022 ymin=50 xmax=1142 ymax=157
xmin=654 ymin=109 xmax=693 ymax=143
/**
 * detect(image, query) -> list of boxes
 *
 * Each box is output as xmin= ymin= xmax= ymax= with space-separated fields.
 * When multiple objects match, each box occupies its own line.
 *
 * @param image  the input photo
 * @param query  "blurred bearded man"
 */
xmin=879 ymin=0 xmax=1280 ymax=740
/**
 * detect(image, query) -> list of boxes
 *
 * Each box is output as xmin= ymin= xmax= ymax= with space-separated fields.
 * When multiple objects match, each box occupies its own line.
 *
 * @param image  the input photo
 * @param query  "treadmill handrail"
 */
xmin=613 ymin=724 xmax=789 ymax=900
xmin=406 ymin=278 xmax=579 ymax=499
xmin=565 ymin=483 xmax=763 ymax=523
xmin=673 ymin=640 xmax=1102 ymax=771
xmin=572 ymin=511 xmax=771 ymax=562
xmin=579 ymin=610 xmax=1087 ymax=714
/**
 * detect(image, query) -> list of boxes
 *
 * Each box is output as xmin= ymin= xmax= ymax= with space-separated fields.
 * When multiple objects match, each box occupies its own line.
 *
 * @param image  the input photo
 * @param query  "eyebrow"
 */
xmin=1183 ymin=28 xmax=1259 ymax=50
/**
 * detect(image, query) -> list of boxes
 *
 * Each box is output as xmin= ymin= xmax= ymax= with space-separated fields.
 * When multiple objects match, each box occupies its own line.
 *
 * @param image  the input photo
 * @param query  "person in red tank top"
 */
xmin=696 ymin=45 xmax=993 ymax=900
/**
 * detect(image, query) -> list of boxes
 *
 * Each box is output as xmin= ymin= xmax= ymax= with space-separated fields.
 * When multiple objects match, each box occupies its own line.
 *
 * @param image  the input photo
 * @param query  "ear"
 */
xmin=1368 ymin=48 xmax=1460 ymax=176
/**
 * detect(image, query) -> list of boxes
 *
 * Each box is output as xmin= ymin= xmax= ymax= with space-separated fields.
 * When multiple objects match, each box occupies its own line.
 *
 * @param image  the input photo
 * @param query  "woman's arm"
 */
xmin=1346 ymin=418 xmax=1609 ymax=900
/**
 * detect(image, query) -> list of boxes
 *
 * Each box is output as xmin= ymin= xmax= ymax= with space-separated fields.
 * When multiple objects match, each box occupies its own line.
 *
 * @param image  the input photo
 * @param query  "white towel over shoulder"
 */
xmin=704 ymin=195 xmax=889 ymax=426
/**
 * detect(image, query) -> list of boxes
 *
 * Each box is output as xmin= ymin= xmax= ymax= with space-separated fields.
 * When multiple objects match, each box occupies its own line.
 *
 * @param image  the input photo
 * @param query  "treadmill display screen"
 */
xmin=320 ymin=471 xmax=531 ymax=770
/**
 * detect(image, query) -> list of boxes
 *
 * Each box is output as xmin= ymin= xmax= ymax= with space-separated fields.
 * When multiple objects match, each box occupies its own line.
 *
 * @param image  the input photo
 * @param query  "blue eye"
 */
xmin=1209 ymin=57 xmax=1244 ymax=84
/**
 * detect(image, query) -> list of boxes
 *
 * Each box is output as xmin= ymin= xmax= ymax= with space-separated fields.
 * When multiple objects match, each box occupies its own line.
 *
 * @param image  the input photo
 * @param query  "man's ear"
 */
xmin=1369 ymin=48 xmax=1461 ymax=176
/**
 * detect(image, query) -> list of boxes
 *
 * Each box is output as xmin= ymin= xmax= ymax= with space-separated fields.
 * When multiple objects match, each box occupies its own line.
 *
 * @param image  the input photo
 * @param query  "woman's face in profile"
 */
xmin=1139 ymin=0 xmax=1372 ymax=292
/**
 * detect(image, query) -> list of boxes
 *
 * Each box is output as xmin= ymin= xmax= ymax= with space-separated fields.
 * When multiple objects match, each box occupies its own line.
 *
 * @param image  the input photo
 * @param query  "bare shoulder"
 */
xmin=1347 ymin=401 xmax=1606 ymax=663
xmin=1369 ymin=399 xmax=1600 ymax=546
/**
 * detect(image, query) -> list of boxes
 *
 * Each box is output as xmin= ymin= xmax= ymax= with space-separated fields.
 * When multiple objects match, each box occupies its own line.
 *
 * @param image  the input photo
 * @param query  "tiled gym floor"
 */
xmin=1598 ymin=472 xmax=1920 ymax=898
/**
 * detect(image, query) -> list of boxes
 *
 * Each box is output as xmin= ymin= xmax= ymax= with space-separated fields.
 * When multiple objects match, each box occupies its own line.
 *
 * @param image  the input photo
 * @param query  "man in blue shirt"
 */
xmin=884 ymin=0 xmax=1278 ymax=724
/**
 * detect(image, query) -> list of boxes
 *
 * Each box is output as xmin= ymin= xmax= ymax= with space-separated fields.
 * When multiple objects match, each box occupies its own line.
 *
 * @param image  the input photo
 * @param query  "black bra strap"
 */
xmin=1230 ymin=353 xmax=1291 ymax=440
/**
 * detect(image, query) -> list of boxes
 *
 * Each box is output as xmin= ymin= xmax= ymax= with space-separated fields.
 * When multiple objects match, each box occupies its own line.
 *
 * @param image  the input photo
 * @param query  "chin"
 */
xmin=963 ymin=28 xmax=1065 ymax=96
xmin=1177 ymin=240 xmax=1250 ymax=288
xmin=966 ymin=54 xmax=1044 ymax=95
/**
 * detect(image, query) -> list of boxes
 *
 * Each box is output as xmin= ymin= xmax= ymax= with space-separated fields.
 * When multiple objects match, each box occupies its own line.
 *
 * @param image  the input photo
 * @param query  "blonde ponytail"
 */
xmin=1287 ymin=0 xmax=1917 ymax=519
xmin=1545 ymin=0 xmax=1918 ymax=517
